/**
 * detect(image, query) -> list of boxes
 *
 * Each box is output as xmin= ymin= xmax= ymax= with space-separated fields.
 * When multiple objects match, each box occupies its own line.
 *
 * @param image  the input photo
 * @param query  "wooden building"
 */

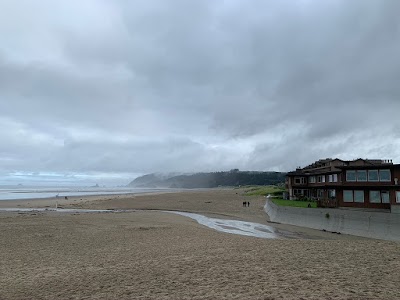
xmin=286 ymin=158 xmax=400 ymax=210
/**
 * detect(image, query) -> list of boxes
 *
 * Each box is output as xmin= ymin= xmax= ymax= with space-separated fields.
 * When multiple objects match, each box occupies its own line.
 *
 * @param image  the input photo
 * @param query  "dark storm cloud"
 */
xmin=0 ymin=0 xmax=399 ymax=184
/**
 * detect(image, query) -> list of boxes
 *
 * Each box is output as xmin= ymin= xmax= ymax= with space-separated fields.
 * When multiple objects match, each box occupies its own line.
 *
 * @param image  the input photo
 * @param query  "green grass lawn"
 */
xmin=243 ymin=185 xmax=285 ymax=196
xmin=271 ymin=198 xmax=317 ymax=208
xmin=240 ymin=185 xmax=316 ymax=208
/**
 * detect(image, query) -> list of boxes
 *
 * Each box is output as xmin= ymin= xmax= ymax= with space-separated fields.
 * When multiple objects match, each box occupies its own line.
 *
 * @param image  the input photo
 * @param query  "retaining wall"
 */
xmin=264 ymin=199 xmax=400 ymax=242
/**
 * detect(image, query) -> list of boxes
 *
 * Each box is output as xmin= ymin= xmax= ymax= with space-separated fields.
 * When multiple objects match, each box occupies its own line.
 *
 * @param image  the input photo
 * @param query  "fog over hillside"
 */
xmin=129 ymin=171 xmax=286 ymax=188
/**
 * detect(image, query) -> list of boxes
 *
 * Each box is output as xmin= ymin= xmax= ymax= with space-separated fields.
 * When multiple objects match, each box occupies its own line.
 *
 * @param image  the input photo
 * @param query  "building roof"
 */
xmin=287 ymin=158 xmax=396 ymax=176
xmin=336 ymin=163 xmax=400 ymax=170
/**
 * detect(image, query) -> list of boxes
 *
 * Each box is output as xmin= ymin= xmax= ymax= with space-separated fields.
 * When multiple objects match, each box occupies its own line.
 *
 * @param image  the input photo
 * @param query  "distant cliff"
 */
xmin=128 ymin=170 xmax=286 ymax=188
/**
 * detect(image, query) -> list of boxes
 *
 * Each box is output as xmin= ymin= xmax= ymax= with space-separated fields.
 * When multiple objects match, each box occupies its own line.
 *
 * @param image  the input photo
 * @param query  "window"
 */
xmin=295 ymin=177 xmax=306 ymax=184
xmin=318 ymin=175 xmax=325 ymax=183
xmin=379 ymin=169 xmax=391 ymax=182
xmin=294 ymin=189 xmax=308 ymax=196
xmin=381 ymin=191 xmax=390 ymax=203
xmin=397 ymin=191 xmax=400 ymax=203
xmin=309 ymin=176 xmax=316 ymax=183
xmin=332 ymin=174 xmax=338 ymax=182
xmin=368 ymin=170 xmax=379 ymax=181
xmin=344 ymin=190 xmax=364 ymax=203
xmin=370 ymin=191 xmax=381 ymax=203
xmin=354 ymin=191 xmax=364 ymax=203
xmin=328 ymin=189 xmax=336 ymax=198
xmin=346 ymin=171 xmax=356 ymax=182
xmin=343 ymin=190 xmax=353 ymax=202
xmin=328 ymin=174 xmax=337 ymax=182
xmin=357 ymin=170 xmax=367 ymax=182
xmin=317 ymin=189 xmax=324 ymax=198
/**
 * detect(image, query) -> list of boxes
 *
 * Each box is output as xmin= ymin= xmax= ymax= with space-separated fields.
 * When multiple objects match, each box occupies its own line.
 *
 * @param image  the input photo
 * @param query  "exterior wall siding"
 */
xmin=286 ymin=159 xmax=400 ymax=210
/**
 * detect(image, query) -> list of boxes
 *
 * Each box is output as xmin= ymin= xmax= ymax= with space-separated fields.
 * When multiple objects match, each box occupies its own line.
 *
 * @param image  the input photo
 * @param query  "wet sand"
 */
xmin=0 ymin=189 xmax=399 ymax=299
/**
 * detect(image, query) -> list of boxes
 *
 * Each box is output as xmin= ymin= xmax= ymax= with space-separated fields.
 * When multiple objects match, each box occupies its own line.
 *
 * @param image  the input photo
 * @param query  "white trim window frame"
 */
xmin=346 ymin=170 xmax=356 ymax=182
xmin=356 ymin=170 xmax=367 ymax=182
xmin=332 ymin=174 xmax=338 ymax=182
xmin=368 ymin=170 xmax=379 ymax=182
xmin=379 ymin=169 xmax=391 ymax=182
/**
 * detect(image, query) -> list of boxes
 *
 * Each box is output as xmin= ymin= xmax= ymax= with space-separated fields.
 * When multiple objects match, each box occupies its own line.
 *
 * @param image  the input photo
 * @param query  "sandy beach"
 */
xmin=1 ymin=189 xmax=399 ymax=299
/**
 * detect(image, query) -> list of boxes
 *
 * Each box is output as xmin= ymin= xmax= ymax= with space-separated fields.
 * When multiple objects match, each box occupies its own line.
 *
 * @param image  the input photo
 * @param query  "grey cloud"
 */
xmin=0 ymin=0 xmax=400 ymax=184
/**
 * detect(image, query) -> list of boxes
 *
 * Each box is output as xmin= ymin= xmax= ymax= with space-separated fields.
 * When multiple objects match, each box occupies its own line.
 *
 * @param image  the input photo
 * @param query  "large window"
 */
xmin=346 ymin=169 xmax=391 ymax=182
xmin=369 ymin=190 xmax=391 ymax=203
xmin=354 ymin=190 xmax=364 ymax=203
xmin=369 ymin=191 xmax=381 ymax=203
xmin=357 ymin=170 xmax=367 ymax=182
xmin=328 ymin=189 xmax=336 ymax=198
xmin=379 ymin=169 xmax=391 ymax=182
xmin=343 ymin=190 xmax=353 ymax=202
xmin=368 ymin=170 xmax=379 ymax=181
xmin=346 ymin=171 xmax=356 ymax=182
xmin=397 ymin=192 xmax=400 ymax=203
xmin=309 ymin=176 xmax=316 ymax=183
xmin=317 ymin=175 xmax=325 ymax=183
xmin=344 ymin=190 xmax=364 ymax=203
xmin=381 ymin=191 xmax=390 ymax=203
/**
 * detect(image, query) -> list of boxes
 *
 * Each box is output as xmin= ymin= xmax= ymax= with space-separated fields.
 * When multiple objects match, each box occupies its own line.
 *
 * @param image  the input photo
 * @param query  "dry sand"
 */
xmin=0 ymin=189 xmax=399 ymax=299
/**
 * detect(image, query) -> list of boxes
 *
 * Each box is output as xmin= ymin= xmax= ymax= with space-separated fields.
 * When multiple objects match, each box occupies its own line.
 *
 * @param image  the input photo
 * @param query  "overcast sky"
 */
xmin=1 ymin=0 xmax=399 ymax=185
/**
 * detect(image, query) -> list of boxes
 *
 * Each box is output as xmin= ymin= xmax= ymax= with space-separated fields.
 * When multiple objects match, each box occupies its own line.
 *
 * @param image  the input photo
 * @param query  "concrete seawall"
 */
xmin=264 ymin=199 xmax=400 ymax=242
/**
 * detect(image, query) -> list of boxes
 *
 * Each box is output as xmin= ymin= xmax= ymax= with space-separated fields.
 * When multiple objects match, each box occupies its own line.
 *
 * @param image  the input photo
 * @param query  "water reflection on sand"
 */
xmin=167 ymin=211 xmax=279 ymax=239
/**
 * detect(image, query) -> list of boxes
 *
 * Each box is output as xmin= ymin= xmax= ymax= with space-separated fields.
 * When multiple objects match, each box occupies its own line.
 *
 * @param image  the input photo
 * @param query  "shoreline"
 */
xmin=0 ymin=187 xmax=189 ymax=202
xmin=0 ymin=189 xmax=195 ymax=208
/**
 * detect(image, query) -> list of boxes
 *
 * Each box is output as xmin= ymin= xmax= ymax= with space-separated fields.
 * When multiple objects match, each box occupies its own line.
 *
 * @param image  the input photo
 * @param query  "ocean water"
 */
xmin=0 ymin=187 xmax=170 ymax=201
